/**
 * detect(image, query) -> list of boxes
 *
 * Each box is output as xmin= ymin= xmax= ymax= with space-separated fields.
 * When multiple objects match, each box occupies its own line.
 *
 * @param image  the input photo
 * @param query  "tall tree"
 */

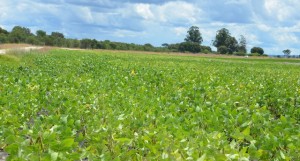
xmin=51 ymin=32 xmax=64 ymax=39
xmin=0 ymin=34 xmax=8 ymax=44
xmin=213 ymin=28 xmax=239 ymax=54
xmin=36 ymin=30 xmax=46 ymax=37
xmin=217 ymin=46 xmax=228 ymax=54
xmin=36 ymin=30 xmax=47 ymax=45
xmin=225 ymin=36 xmax=238 ymax=54
xmin=0 ymin=27 xmax=9 ymax=44
xmin=213 ymin=28 xmax=230 ymax=48
xmin=0 ymin=27 xmax=9 ymax=35
xmin=50 ymin=32 xmax=65 ymax=46
xmin=9 ymin=26 xmax=33 ymax=43
xmin=238 ymin=35 xmax=247 ymax=53
xmin=283 ymin=49 xmax=291 ymax=56
xmin=185 ymin=26 xmax=203 ymax=44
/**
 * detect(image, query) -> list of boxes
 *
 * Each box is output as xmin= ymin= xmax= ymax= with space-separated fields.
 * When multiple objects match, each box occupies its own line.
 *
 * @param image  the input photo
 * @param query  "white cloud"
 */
xmin=113 ymin=29 xmax=144 ymax=38
xmin=256 ymin=23 xmax=272 ymax=32
xmin=264 ymin=0 xmax=300 ymax=21
xmin=155 ymin=1 xmax=200 ymax=23
xmin=134 ymin=1 xmax=201 ymax=24
xmin=272 ymin=31 xmax=300 ymax=45
xmin=135 ymin=3 xmax=154 ymax=20
xmin=77 ymin=7 xmax=94 ymax=24
xmin=226 ymin=0 xmax=250 ymax=4
xmin=173 ymin=27 xmax=187 ymax=36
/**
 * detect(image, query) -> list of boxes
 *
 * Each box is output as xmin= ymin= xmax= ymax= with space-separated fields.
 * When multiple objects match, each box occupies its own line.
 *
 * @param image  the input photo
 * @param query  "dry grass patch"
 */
xmin=0 ymin=43 xmax=33 ymax=49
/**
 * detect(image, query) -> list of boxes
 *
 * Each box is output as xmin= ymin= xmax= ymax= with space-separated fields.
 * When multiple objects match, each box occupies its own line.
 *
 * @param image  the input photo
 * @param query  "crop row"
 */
xmin=0 ymin=50 xmax=299 ymax=160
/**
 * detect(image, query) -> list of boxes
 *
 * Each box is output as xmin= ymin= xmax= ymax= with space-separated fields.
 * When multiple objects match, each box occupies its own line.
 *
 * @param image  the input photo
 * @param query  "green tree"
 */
xmin=185 ymin=26 xmax=203 ymax=44
xmin=80 ymin=39 xmax=93 ymax=49
xmin=179 ymin=42 xmax=201 ymax=53
xmin=238 ymin=35 xmax=247 ymax=53
xmin=50 ymin=32 xmax=65 ymax=46
xmin=144 ymin=43 xmax=154 ymax=51
xmin=0 ymin=27 xmax=9 ymax=35
xmin=9 ymin=26 xmax=33 ymax=43
xmin=51 ymin=32 xmax=64 ymax=39
xmin=36 ymin=30 xmax=47 ymax=45
xmin=201 ymin=45 xmax=212 ymax=54
xmin=26 ymin=36 xmax=38 ymax=45
xmin=110 ymin=42 xmax=117 ymax=50
xmin=217 ymin=46 xmax=228 ymax=54
xmin=102 ymin=40 xmax=111 ymax=49
xmin=213 ymin=28 xmax=239 ymax=54
xmin=36 ymin=30 xmax=46 ymax=37
xmin=213 ymin=28 xmax=230 ymax=48
xmin=283 ymin=49 xmax=291 ymax=56
xmin=167 ymin=43 xmax=180 ymax=52
xmin=0 ymin=27 xmax=9 ymax=44
xmin=250 ymin=47 xmax=264 ymax=55
xmin=0 ymin=34 xmax=8 ymax=44
xmin=225 ymin=36 xmax=238 ymax=54
xmin=162 ymin=43 xmax=169 ymax=47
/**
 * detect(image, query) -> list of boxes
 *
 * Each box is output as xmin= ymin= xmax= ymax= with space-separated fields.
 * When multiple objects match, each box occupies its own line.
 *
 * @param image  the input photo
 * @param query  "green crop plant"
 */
xmin=0 ymin=49 xmax=299 ymax=160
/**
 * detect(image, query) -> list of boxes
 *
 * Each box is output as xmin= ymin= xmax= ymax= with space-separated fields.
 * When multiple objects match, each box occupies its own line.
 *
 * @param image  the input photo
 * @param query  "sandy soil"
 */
xmin=0 ymin=43 xmax=35 ymax=49
xmin=0 ymin=44 xmax=44 ymax=55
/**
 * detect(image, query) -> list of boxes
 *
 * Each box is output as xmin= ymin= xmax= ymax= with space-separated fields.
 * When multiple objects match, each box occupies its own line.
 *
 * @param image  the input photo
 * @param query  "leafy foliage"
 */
xmin=0 ymin=49 xmax=299 ymax=160
xmin=179 ymin=42 xmax=201 ymax=53
xmin=213 ymin=28 xmax=239 ymax=54
xmin=184 ymin=26 xmax=203 ymax=44
xmin=251 ymin=47 xmax=264 ymax=55
xmin=238 ymin=35 xmax=247 ymax=53
xmin=283 ymin=49 xmax=291 ymax=56
xmin=8 ymin=26 xmax=33 ymax=43
xmin=217 ymin=45 xmax=228 ymax=54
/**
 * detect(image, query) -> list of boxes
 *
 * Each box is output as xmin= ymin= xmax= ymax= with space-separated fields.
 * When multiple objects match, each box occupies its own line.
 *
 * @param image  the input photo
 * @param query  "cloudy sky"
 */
xmin=1 ymin=0 xmax=300 ymax=55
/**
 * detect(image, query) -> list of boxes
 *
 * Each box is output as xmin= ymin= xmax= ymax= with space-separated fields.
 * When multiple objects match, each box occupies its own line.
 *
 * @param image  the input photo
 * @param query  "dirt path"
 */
xmin=0 ymin=46 xmax=44 ymax=55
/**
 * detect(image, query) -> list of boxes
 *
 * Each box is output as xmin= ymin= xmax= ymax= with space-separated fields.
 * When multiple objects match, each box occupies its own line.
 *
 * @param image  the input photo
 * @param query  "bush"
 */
xmin=201 ymin=46 xmax=212 ymax=53
xmin=249 ymin=53 xmax=261 ymax=56
xmin=251 ymin=47 xmax=264 ymax=55
xmin=234 ymin=52 xmax=247 ymax=56
xmin=217 ymin=46 xmax=228 ymax=54
xmin=179 ymin=42 xmax=201 ymax=53
xmin=202 ymin=49 xmax=210 ymax=54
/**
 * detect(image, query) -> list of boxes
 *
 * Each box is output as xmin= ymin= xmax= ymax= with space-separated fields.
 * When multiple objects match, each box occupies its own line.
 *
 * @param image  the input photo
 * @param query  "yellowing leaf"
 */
xmin=242 ymin=127 xmax=250 ymax=136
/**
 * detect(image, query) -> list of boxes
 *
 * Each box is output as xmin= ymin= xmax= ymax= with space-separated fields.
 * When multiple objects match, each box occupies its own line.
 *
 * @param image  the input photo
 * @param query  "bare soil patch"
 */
xmin=0 ymin=44 xmax=45 ymax=55
xmin=0 ymin=43 xmax=33 ymax=49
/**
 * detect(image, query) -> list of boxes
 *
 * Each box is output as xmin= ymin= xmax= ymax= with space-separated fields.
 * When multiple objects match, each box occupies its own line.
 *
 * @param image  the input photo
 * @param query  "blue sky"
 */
xmin=1 ymin=0 xmax=300 ymax=55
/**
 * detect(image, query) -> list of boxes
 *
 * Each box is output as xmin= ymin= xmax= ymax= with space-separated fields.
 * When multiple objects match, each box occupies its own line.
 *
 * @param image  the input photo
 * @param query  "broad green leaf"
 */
xmin=61 ymin=138 xmax=74 ymax=148
xmin=242 ymin=127 xmax=250 ymax=136
xmin=51 ymin=152 xmax=59 ymax=161
xmin=197 ymin=153 xmax=206 ymax=161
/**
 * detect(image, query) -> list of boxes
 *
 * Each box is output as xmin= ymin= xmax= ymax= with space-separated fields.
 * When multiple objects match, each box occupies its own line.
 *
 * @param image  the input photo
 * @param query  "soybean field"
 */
xmin=0 ymin=50 xmax=299 ymax=160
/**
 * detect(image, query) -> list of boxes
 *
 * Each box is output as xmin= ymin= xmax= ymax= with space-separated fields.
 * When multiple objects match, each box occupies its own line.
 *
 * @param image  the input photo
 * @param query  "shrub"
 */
xmin=249 ymin=53 xmax=261 ymax=56
xmin=251 ymin=47 xmax=264 ymax=55
xmin=234 ymin=52 xmax=247 ymax=56
xmin=217 ymin=46 xmax=228 ymax=54
xmin=201 ymin=46 xmax=212 ymax=53
xmin=179 ymin=42 xmax=201 ymax=53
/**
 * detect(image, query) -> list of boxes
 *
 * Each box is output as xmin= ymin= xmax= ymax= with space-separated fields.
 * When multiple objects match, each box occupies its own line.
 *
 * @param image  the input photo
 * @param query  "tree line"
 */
xmin=0 ymin=26 xmax=167 ymax=52
xmin=0 ymin=25 xmax=267 ymax=55
xmin=177 ymin=26 xmax=266 ymax=56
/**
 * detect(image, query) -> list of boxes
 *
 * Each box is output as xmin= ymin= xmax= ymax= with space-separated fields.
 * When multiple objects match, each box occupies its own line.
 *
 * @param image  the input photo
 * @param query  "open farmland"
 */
xmin=0 ymin=49 xmax=300 ymax=160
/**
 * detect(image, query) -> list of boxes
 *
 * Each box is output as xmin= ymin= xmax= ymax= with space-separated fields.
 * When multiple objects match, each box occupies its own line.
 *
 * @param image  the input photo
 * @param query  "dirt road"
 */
xmin=0 ymin=46 xmax=44 ymax=55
